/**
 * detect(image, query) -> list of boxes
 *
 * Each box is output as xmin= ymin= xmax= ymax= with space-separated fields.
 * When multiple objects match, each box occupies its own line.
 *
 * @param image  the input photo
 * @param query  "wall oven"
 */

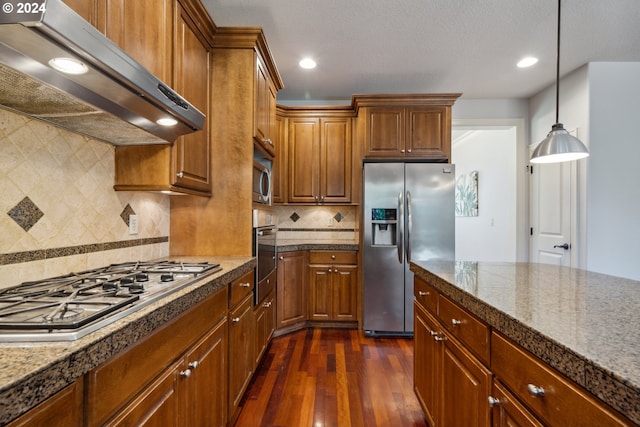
xmin=253 ymin=209 xmax=277 ymax=305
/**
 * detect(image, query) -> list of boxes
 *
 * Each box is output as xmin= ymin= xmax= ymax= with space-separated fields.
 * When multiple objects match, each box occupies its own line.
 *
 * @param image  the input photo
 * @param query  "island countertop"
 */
xmin=410 ymin=260 xmax=640 ymax=425
xmin=0 ymin=256 xmax=255 ymax=425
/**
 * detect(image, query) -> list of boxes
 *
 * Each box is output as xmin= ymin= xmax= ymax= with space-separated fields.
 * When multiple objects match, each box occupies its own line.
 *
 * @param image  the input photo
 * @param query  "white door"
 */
xmin=529 ymin=150 xmax=577 ymax=267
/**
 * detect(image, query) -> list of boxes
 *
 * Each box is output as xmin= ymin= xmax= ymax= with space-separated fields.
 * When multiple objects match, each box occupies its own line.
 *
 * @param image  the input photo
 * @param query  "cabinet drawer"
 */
xmin=492 ymin=332 xmax=630 ymax=427
xmin=230 ymin=270 xmax=254 ymax=308
xmin=414 ymin=277 xmax=438 ymax=315
xmin=309 ymin=250 xmax=357 ymax=265
xmin=438 ymin=295 xmax=490 ymax=365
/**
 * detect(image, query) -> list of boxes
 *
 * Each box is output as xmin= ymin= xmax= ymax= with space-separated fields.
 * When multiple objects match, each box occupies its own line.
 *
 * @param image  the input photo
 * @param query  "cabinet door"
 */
xmin=364 ymin=107 xmax=404 ymax=157
xmin=331 ymin=265 xmax=357 ymax=321
xmin=309 ymin=266 xmax=331 ymax=321
xmin=254 ymin=54 xmax=276 ymax=156
xmin=228 ymin=294 xmax=254 ymax=417
xmin=405 ymin=106 xmax=450 ymax=160
xmin=172 ymin=3 xmax=211 ymax=193
xmin=96 ymin=0 xmax=172 ymax=83
xmin=276 ymin=251 xmax=308 ymax=328
xmin=490 ymin=381 xmax=544 ymax=427
xmin=441 ymin=334 xmax=492 ymax=427
xmin=288 ymin=118 xmax=320 ymax=203
xmin=413 ymin=302 xmax=440 ymax=427
xmin=182 ymin=318 xmax=228 ymax=427
xmin=7 ymin=381 xmax=84 ymax=427
xmin=272 ymin=112 xmax=287 ymax=203
xmin=105 ymin=364 xmax=180 ymax=427
xmin=62 ymin=0 xmax=95 ymax=23
xmin=254 ymin=289 xmax=276 ymax=366
xmin=320 ymin=118 xmax=352 ymax=203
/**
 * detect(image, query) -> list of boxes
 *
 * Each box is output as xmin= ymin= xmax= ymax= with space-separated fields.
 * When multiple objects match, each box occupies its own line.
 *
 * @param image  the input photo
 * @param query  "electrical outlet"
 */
xmin=328 ymin=217 xmax=334 ymax=227
xmin=129 ymin=214 xmax=139 ymax=235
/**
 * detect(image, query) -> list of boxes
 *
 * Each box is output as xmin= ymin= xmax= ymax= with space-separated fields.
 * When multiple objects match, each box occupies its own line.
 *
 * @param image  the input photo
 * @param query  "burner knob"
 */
xmin=161 ymin=273 xmax=175 ymax=282
xmin=135 ymin=273 xmax=149 ymax=282
xmin=129 ymin=283 xmax=145 ymax=294
xmin=120 ymin=277 xmax=134 ymax=286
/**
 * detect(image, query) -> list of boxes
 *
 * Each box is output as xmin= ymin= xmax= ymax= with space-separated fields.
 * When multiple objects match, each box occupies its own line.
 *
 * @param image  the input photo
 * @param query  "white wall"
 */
xmin=586 ymin=62 xmax=640 ymax=280
xmin=452 ymin=128 xmax=518 ymax=261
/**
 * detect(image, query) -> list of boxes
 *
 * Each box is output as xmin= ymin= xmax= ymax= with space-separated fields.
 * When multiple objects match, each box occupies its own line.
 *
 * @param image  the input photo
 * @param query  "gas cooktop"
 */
xmin=0 ymin=260 xmax=221 ymax=342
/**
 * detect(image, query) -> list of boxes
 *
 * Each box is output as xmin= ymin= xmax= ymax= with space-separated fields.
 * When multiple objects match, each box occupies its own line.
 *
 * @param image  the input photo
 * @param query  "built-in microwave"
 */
xmin=253 ymin=159 xmax=272 ymax=205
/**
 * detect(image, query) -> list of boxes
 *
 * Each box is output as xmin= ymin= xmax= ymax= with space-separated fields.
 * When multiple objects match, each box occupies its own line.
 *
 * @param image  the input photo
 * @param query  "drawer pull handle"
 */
xmin=434 ymin=335 xmax=447 ymax=342
xmin=418 ymin=291 xmax=429 ymax=297
xmin=487 ymin=396 xmax=500 ymax=407
xmin=240 ymin=282 xmax=252 ymax=288
xmin=188 ymin=361 xmax=199 ymax=370
xmin=451 ymin=318 xmax=462 ymax=326
xmin=429 ymin=330 xmax=438 ymax=336
xmin=232 ymin=317 xmax=241 ymax=323
xmin=180 ymin=369 xmax=191 ymax=378
xmin=527 ymin=384 xmax=545 ymax=397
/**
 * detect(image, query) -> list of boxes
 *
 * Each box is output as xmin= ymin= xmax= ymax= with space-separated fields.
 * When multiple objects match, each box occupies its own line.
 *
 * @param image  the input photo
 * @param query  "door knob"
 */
xmin=554 ymin=243 xmax=570 ymax=250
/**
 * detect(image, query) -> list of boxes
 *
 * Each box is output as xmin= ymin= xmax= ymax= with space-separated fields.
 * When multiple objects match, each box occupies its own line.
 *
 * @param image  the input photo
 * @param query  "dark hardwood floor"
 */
xmin=234 ymin=328 xmax=428 ymax=427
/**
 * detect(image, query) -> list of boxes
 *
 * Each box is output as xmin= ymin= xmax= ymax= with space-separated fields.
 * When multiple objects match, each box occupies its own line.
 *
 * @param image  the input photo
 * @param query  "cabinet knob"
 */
xmin=487 ymin=396 xmax=500 ymax=407
xmin=279 ymin=256 xmax=284 ymax=260
xmin=407 ymin=148 xmax=412 ymax=153
xmin=328 ymin=268 xmax=333 ymax=273
xmin=176 ymin=171 xmax=184 ymax=179
xmin=429 ymin=330 xmax=438 ymax=336
xmin=418 ymin=291 xmax=429 ymax=297
xmin=451 ymin=318 xmax=462 ymax=326
xmin=434 ymin=335 xmax=447 ymax=342
xmin=240 ymin=282 xmax=252 ymax=288
xmin=188 ymin=361 xmax=200 ymax=370
xmin=331 ymin=255 xmax=336 ymax=259
xmin=263 ymin=301 xmax=271 ymax=308
xmin=401 ymin=149 xmax=405 ymax=153
xmin=180 ymin=369 xmax=192 ymax=378
xmin=527 ymin=384 xmax=545 ymax=398
xmin=232 ymin=317 xmax=241 ymax=323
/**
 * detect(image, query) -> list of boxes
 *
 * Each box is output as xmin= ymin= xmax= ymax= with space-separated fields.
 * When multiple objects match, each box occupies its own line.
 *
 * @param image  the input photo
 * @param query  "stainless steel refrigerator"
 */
xmin=363 ymin=162 xmax=455 ymax=336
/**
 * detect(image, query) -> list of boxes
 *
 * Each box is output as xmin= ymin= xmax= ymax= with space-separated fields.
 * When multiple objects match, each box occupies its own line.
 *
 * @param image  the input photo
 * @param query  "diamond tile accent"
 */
xmin=290 ymin=212 xmax=300 ymax=222
xmin=7 ymin=197 xmax=44 ymax=232
xmin=334 ymin=212 xmax=344 ymax=223
xmin=120 ymin=204 xmax=136 ymax=226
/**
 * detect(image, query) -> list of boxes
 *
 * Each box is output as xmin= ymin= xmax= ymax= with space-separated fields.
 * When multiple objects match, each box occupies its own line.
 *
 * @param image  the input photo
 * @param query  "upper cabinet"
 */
xmin=108 ymin=0 xmax=215 ymax=196
xmin=254 ymin=55 xmax=277 ymax=157
xmin=354 ymin=94 xmax=461 ymax=162
xmin=279 ymin=108 xmax=354 ymax=204
xmin=61 ymin=0 xmax=95 ymax=22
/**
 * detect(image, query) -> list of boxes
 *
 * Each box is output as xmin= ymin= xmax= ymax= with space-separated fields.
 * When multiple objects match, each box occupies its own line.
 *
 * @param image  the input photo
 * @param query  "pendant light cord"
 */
xmin=555 ymin=0 xmax=561 ymax=124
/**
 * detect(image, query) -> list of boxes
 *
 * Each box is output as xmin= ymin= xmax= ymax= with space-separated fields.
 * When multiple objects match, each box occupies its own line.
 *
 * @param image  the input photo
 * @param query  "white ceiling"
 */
xmin=202 ymin=0 xmax=640 ymax=103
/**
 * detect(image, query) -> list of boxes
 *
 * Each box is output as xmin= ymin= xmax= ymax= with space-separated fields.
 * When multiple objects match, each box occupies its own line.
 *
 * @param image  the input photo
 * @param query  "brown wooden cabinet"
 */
xmin=112 ymin=0 xmax=213 ymax=196
xmin=254 ymin=54 xmax=277 ymax=158
xmin=61 ymin=0 xmax=95 ymax=22
xmin=490 ymin=381 xmax=544 ymax=427
xmin=276 ymin=251 xmax=308 ymax=329
xmin=287 ymin=114 xmax=352 ymax=204
xmin=228 ymin=271 xmax=255 ymax=423
xmin=7 ymin=380 xmax=84 ymax=427
xmin=308 ymin=251 xmax=358 ymax=322
xmin=413 ymin=302 xmax=440 ymax=427
xmin=254 ymin=286 xmax=276 ymax=367
xmin=353 ymin=94 xmax=460 ymax=162
xmin=271 ymin=107 xmax=287 ymax=204
xmin=85 ymin=287 xmax=228 ymax=427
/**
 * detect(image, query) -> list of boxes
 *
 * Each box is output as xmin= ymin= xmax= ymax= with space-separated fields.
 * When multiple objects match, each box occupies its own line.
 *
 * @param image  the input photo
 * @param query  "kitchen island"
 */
xmin=0 ymin=256 xmax=255 ymax=426
xmin=411 ymin=260 xmax=639 ymax=426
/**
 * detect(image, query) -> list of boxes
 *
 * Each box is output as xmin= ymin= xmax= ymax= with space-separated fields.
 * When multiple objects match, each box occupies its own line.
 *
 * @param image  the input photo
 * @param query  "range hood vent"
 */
xmin=0 ymin=0 xmax=205 ymax=145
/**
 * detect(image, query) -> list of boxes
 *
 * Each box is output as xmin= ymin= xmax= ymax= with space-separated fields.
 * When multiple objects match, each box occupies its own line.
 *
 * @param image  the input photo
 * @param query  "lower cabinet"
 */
xmin=308 ymin=250 xmax=358 ymax=322
xmin=489 ymin=381 xmax=545 ymax=427
xmin=254 ymin=287 xmax=276 ymax=367
xmin=7 ymin=380 xmax=84 ymax=427
xmin=85 ymin=287 xmax=229 ymax=427
xmin=276 ymin=251 xmax=308 ymax=329
xmin=228 ymin=293 xmax=255 ymax=423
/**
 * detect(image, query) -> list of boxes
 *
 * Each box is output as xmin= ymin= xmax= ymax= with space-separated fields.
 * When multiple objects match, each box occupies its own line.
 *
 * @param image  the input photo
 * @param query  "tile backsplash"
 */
xmin=0 ymin=109 xmax=169 ymax=289
xmin=273 ymin=205 xmax=358 ymax=241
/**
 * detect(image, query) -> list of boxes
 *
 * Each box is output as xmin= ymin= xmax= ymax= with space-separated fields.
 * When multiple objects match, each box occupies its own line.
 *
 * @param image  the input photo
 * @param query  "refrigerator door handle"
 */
xmin=406 ymin=190 xmax=412 ymax=262
xmin=397 ymin=192 xmax=404 ymax=264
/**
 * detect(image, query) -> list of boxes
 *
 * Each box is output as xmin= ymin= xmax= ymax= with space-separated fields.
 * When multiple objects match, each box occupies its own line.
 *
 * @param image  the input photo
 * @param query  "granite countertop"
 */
xmin=277 ymin=239 xmax=359 ymax=252
xmin=0 ymin=256 xmax=255 ymax=425
xmin=410 ymin=260 xmax=640 ymax=425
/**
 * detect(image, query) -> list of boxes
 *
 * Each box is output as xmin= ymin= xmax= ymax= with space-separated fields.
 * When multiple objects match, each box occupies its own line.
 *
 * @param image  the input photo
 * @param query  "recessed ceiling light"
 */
xmin=48 ymin=57 xmax=89 ymax=75
xmin=299 ymin=57 xmax=317 ymax=69
xmin=517 ymin=57 xmax=538 ymax=68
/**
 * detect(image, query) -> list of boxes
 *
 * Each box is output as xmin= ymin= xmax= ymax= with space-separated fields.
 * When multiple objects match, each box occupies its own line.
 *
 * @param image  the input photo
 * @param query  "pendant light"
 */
xmin=530 ymin=0 xmax=589 ymax=164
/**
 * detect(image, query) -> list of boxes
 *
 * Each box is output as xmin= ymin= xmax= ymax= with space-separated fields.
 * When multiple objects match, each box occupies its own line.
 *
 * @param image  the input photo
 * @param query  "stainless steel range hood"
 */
xmin=0 ymin=0 xmax=205 ymax=145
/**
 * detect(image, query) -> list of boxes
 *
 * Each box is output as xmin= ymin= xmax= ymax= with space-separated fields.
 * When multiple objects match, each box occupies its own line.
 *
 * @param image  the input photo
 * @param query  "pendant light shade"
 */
xmin=530 ymin=0 xmax=589 ymax=164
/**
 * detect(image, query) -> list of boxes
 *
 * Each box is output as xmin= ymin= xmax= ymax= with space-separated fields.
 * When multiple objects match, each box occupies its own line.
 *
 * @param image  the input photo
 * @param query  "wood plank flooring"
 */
xmin=234 ymin=328 xmax=428 ymax=427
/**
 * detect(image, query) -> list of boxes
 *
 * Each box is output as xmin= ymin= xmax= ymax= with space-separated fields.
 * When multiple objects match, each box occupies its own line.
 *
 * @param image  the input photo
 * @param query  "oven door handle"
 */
xmin=257 ymin=228 xmax=278 ymax=236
